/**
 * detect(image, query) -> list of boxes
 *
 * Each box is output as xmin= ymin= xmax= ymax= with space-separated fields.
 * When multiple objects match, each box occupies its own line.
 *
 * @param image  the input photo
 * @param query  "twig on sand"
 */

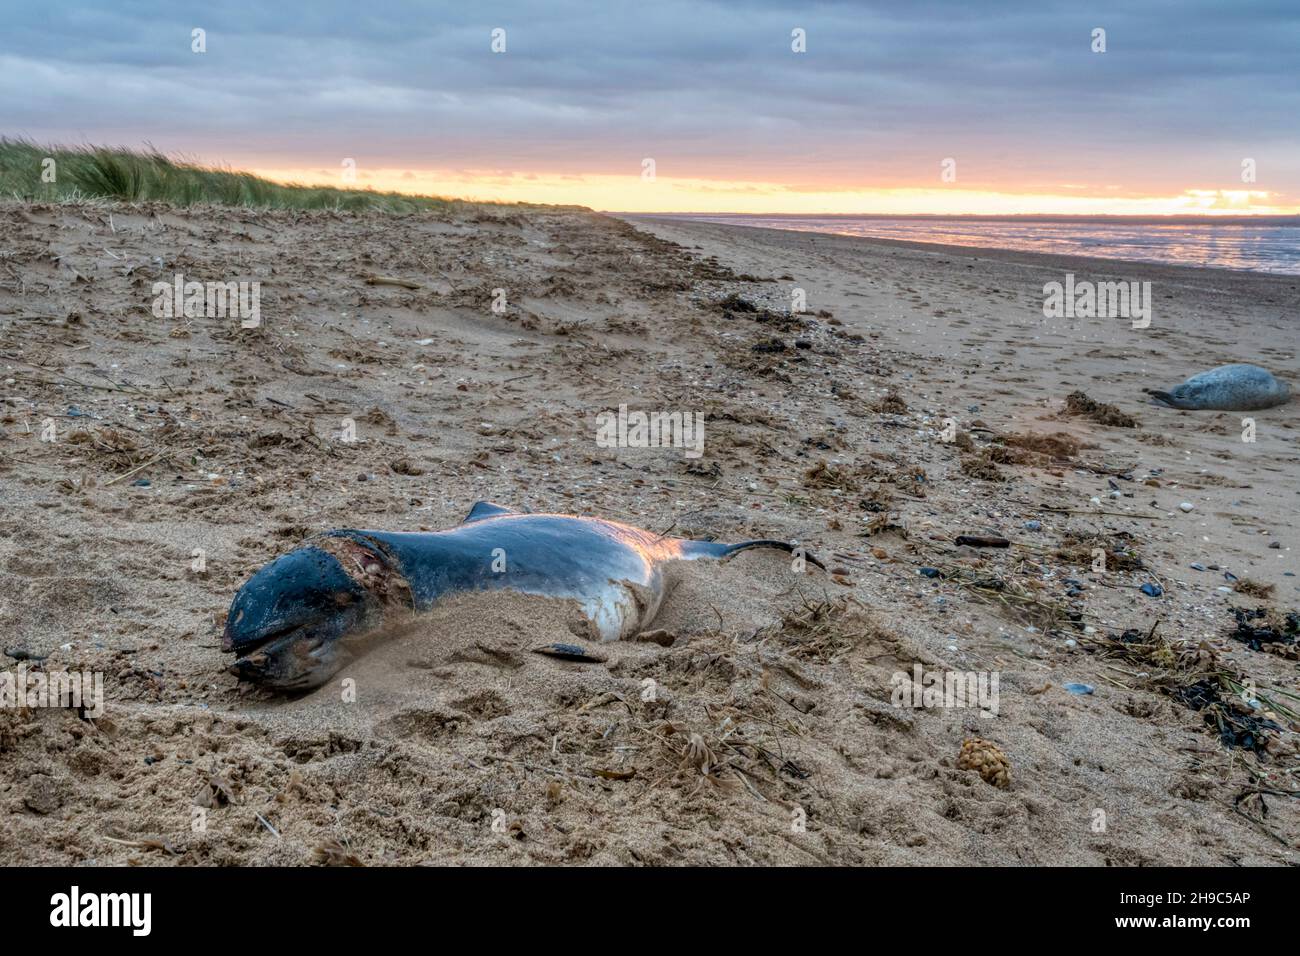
xmin=105 ymin=452 xmax=167 ymax=486
xmin=101 ymin=834 xmax=180 ymax=855
xmin=1039 ymin=505 xmax=1166 ymax=521
xmin=3 ymin=356 xmax=161 ymax=394
xmin=363 ymin=274 xmax=422 ymax=290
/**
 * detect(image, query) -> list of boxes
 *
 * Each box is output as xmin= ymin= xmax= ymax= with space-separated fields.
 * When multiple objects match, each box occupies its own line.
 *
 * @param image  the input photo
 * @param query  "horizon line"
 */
xmin=611 ymin=212 xmax=1300 ymax=223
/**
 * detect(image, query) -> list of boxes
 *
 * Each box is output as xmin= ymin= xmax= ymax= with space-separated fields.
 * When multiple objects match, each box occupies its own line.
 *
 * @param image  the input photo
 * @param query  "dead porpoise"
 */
xmin=1144 ymin=363 xmax=1290 ymax=411
xmin=223 ymin=501 xmax=822 ymax=690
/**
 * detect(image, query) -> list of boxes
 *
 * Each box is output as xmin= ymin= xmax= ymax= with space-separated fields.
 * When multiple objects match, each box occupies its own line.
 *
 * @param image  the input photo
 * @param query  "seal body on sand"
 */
xmin=223 ymin=502 xmax=820 ymax=690
xmin=1145 ymin=364 xmax=1291 ymax=411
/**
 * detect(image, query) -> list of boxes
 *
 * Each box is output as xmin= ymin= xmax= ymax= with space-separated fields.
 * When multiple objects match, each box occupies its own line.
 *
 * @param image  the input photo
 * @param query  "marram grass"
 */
xmin=0 ymin=139 xmax=463 ymax=213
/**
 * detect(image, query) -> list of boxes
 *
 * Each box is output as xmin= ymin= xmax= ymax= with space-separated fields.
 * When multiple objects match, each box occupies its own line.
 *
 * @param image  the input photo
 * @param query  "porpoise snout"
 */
xmin=224 ymin=545 xmax=376 ymax=690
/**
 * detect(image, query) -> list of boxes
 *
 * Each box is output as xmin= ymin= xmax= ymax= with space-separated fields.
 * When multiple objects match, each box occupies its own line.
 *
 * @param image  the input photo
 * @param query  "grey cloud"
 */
xmin=3 ymin=0 xmax=1297 ymax=194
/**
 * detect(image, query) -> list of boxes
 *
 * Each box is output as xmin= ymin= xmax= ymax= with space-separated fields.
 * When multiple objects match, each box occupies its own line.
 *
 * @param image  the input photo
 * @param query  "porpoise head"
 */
xmin=223 ymin=543 xmax=382 ymax=690
xmin=1143 ymin=386 xmax=1192 ymax=409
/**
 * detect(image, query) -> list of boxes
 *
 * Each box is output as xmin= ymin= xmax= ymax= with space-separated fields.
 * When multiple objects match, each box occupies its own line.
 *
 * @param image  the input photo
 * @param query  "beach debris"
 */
xmin=1056 ymin=530 xmax=1145 ymax=572
xmin=954 ymin=534 xmax=1010 ymax=548
xmin=1062 ymin=682 xmax=1095 ymax=695
xmin=313 ymin=840 xmax=364 ymax=866
xmin=1084 ymin=623 xmax=1295 ymax=753
xmin=389 ymin=458 xmax=425 ymax=476
xmin=1232 ymin=578 xmax=1275 ymax=599
xmin=918 ymin=567 xmax=942 ymax=578
xmin=765 ymin=594 xmax=878 ymax=662
xmin=1063 ymin=391 xmax=1138 ymax=427
xmin=995 ymin=431 xmax=1082 ymax=465
xmin=683 ymin=459 xmax=722 ymax=480
xmin=1024 ymin=520 xmax=1042 ymax=532
xmin=959 ymin=452 xmax=1006 ymax=482
xmin=716 ymin=292 xmax=759 ymax=315
xmin=1228 ymin=606 xmax=1298 ymax=655
xmin=940 ymin=566 xmax=1071 ymax=632
xmin=100 ymin=833 xmax=180 ymax=856
xmin=532 ymin=643 xmax=607 ymax=663
xmin=591 ymin=766 xmax=637 ymax=781
xmin=681 ymin=733 xmax=717 ymax=774
xmin=194 ymin=771 xmax=237 ymax=808
xmin=363 ymin=274 xmax=422 ymax=290
xmin=634 ymin=628 xmax=677 ymax=647
xmin=804 ymin=460 xmax=858 ymax=491
xmin=957 ymin=738 xmax=1011 ymax=789
xmin=1139 ymin=583 xmax=1163 ymax=597
xmin=871 ymin=390 xmax=908 ymax=414
xmin=1173 ymin=679 xmax=1283 ymax=753
xmin=23 ymin=773 xmax=64 ymax=815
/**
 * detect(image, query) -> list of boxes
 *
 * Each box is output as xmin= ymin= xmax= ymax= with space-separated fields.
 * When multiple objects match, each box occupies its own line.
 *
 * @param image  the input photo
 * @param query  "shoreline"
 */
xmin=619 ymin=213 xmax=1300 ymax=281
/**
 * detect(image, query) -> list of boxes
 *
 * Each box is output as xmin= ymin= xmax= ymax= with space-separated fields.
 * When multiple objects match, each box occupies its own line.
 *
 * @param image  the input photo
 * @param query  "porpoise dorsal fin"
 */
xmin=463 ymin=501 xmax=517 ymax=523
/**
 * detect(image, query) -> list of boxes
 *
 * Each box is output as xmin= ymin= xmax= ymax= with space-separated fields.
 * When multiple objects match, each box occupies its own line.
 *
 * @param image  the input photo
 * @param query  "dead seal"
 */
xmin=1144 ymin=363 xmax=1290 ymax=411
xmin=223 ymin=502 xmax=821 ymax=690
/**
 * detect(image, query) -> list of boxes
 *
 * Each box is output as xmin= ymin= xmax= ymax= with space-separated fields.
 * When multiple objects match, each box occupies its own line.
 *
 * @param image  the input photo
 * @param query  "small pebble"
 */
xmin=1190 ymin=563 xmax=1206 ymax=571
xmin=1179 ymin=502 xmax=1194 ymax=512
xmin=918 ymin=567 xmax=941 ymax=578
xmin=1024 ymin=520 xmax=1042 ymax=532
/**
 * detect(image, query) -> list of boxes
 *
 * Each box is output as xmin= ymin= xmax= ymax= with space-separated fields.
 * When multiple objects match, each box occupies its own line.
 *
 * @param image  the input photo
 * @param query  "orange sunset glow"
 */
xmin=245 ymin=167 xmax=1297 ymax=215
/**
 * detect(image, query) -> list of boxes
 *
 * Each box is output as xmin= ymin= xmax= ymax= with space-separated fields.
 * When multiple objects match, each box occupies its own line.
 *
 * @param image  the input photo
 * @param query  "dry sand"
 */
xmin=0 ymin=201 xmax=1296 ymax=865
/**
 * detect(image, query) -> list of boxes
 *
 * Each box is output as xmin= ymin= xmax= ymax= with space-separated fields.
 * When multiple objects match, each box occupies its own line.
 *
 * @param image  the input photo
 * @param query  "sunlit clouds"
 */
xmin=4 ymin=1 xmax=1299 ymax=213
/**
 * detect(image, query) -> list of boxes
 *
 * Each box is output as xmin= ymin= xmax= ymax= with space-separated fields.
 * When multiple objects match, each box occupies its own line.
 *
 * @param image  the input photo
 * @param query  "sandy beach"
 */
xmin=1 ymin=201 xmax=1296 ymax=866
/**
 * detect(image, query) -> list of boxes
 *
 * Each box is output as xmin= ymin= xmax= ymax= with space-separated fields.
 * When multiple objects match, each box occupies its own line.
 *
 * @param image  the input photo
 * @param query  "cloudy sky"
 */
xmin=5 ymin=1 xmax=1299 ymax=212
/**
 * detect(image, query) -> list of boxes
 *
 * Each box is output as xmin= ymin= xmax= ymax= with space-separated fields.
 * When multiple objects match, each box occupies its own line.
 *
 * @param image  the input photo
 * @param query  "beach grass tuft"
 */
xmin=0 ymin=138 xmax=462 ymax=213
